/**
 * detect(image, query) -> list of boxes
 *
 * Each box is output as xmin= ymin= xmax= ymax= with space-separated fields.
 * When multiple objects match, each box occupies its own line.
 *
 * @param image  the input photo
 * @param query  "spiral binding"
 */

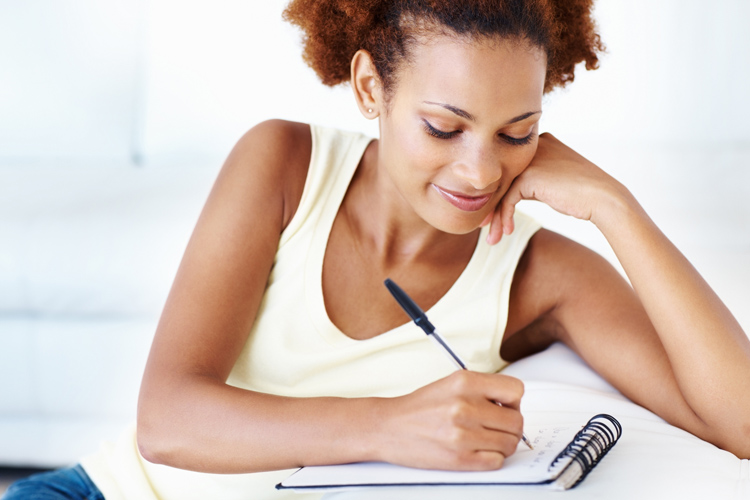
xmin=548 ymin=414 xmax=622 ymax=489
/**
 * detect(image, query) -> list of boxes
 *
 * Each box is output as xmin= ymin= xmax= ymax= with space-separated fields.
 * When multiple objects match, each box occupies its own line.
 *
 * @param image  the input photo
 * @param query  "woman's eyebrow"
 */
xmin=423 ymin=101 xmax=541 ymax=125
xmin=423 ymin=101 xmax=476 ymax=121
xmin=506 ymin=110 xmax=542 ymax=124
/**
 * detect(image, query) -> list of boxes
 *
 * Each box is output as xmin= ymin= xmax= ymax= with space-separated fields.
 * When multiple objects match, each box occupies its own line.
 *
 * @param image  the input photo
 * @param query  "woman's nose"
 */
xmin=453 ymin=146 xmax=502 ymax=191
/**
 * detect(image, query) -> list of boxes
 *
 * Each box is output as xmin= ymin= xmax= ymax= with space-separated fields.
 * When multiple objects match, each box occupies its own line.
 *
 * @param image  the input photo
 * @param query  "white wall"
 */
xmin=3 ymin=0 xmax=749 ymax=163
xmin=137 ymin=0 xmax=375 ymax=166
xmin=0 ymin=0 xmax=142 ymax=164
xmin=543 ymin=0 xmax=750 ymax=146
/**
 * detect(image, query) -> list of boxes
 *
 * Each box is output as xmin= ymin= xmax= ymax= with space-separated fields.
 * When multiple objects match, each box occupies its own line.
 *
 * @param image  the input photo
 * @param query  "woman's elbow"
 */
xmin=136 ymin=413 xmax=169 ymax=465
xmin=720 ymin=429 xmax=750 ymax=460
xmin=135 ymin=400 xmax=184 ymax=466
xmin=704 ymin=419 xmax=750 ymax=459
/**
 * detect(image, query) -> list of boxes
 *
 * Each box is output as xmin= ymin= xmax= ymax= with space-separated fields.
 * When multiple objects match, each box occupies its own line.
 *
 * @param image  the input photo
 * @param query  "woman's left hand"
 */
xmin=484 ymin=132 xmax=630 ymax=244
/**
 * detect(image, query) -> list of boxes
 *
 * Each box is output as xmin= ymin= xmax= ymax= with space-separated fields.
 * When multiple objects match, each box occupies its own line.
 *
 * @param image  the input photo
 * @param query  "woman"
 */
xmin=6 ymin=0 xmax=749 ymax=499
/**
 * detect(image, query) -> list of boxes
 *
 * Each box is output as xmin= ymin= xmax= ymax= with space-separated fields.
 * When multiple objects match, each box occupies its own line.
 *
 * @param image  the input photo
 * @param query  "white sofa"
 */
xmin=0 ymin=165 xmax=217 ymax=467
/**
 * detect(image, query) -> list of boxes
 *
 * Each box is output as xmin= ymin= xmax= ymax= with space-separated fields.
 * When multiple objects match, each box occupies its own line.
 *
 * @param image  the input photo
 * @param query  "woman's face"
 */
xmin=377 ymin=35 xmax=547 ymax=235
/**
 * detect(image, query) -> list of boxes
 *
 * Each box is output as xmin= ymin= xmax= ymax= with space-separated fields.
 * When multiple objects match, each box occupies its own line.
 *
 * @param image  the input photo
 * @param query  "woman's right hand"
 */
xmin=375 ymin=370 xmax=525 ymax=471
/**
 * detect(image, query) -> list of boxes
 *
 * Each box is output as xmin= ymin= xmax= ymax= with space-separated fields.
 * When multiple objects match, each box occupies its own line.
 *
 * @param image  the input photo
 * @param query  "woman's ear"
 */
xmin=350 ymin=49 xmax=382 ymax=119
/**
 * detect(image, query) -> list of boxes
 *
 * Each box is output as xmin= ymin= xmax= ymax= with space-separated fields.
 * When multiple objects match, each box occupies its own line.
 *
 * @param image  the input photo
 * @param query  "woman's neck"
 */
xmin=342 ymin=139 xmax=481 ymax=269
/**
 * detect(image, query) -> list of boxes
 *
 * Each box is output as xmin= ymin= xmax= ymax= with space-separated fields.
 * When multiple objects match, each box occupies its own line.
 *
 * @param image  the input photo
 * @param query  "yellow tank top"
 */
xmin=81 ymin=124 xmax=541 ymax=500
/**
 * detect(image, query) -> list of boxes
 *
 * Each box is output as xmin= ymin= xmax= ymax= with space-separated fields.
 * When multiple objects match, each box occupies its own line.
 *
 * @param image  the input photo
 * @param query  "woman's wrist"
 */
xmin=590 ymin=180 xmax=647 ymax=239
xmin=319 ymin=396 xmax=391 ymax=465
xmin=358 ymin=397 xmax=390 ymax=463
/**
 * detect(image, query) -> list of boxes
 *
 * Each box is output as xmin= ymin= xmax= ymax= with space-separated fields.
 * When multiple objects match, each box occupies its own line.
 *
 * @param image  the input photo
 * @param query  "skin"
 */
xmin=136 ymin=32 xmax=750 ymax=476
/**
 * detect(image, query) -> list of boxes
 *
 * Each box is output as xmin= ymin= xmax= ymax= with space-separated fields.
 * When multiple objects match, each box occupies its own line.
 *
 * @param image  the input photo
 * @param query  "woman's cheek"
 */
xmin=511 ymin=142 xmax=539 ymax=175
xmin=399 ymin=137 xmax=445 ymax=180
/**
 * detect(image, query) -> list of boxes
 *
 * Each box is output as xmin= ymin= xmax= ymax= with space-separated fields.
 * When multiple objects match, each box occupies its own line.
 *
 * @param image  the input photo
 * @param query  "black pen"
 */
xmin=384 ymin=278 xmax=533 ymax=450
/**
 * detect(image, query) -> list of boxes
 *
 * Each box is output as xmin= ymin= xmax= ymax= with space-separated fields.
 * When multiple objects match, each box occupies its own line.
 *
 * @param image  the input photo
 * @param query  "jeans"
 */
xmin=2 ymin=465 xmax=104 ymax=500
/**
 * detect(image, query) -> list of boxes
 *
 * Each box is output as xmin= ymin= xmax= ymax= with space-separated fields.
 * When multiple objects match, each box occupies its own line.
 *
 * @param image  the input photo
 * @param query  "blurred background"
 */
xmin=0 ymin=0 xmax=748 ymax=475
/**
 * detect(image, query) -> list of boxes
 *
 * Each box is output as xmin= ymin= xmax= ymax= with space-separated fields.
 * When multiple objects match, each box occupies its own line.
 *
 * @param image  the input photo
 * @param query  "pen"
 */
xmin=384 ymin=278 xmax=534 ymax=451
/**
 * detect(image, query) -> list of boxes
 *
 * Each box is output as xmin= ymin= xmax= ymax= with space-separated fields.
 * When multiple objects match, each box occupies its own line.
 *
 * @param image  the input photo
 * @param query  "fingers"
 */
xmin=439 ymin=425 xmax=521 ymax=470
xmin=486 ymin=181 xmax=523 ymax=246
xmin=382 ymin=371 xmax=526 ymax=471
xmin=485 ymin=204 xmax=504 ymax=245
xmin=485 ymin=134 xmax=558 ymax=245
xmin=421 ymin=403 xmax=523 ymax=471
xmin=446 ymin=371 xmax=524 ymax=411
xmin=470 ymin=451 xmax=507 ymax=471
xmin=437 ymin=372 xmax=526 ymax=465
xmin=500 ymin=194 xmax=518 ymax=237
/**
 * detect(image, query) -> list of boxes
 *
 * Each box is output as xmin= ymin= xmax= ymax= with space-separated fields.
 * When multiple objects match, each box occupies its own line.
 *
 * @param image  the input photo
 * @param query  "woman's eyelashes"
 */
xmin=422 ymin=119 xmax=535 ymax=146
xmin=501 ymin=132 xmax=536 ymax=146
xmin=422 ymin=119 xmax=461 ymax=139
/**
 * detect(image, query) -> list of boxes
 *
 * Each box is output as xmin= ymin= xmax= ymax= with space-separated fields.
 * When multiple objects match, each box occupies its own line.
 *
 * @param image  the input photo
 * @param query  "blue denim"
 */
xmin=2 ymin=464 xmax=103 ymax=500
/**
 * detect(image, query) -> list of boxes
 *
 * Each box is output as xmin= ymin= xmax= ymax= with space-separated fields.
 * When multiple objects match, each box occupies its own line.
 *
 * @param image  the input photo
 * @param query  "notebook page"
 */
xmin=280 ymin=424 xmax=582 ymax=489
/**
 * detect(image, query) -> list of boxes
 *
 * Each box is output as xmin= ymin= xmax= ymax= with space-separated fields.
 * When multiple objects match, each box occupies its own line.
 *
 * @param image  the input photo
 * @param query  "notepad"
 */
xmin=277 ymin=414 xmax=621 ymax=492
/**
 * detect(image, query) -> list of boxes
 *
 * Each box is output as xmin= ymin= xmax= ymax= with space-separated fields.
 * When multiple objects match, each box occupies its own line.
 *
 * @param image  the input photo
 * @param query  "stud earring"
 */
xmin=367 ymin=108 xmax=373 ymax=113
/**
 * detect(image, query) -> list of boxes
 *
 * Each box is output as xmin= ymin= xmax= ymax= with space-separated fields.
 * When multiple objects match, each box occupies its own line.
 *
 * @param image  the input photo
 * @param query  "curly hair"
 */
xmin=283 ymin=0 xmax=604 ymax=96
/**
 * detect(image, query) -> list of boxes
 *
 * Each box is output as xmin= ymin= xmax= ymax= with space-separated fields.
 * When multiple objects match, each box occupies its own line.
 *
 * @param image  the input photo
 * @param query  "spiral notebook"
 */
xmin=277 ymin=414 xmax=621 ymax=492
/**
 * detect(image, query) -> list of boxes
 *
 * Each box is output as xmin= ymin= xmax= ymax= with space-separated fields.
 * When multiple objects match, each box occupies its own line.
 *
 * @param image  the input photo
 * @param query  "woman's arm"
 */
xmin=136 ymin=120 xmax=525 ymax=474
xmin=136 ymin=118 xmax=341 ymax=472
xmin=497 ymin=133 xmax=750 ymax=458
xmin=136 ymin=120 xmax=379 ymax=473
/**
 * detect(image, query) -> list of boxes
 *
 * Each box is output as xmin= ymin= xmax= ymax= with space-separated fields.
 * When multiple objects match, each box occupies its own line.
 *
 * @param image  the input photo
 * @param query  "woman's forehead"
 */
xmin=392 ymin=35 xmax=547 ymax=116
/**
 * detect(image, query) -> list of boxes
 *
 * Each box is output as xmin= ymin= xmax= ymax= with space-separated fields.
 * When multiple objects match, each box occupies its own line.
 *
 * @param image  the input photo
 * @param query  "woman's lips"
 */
xmin=432 ymin=185 xmax=493 ymax=212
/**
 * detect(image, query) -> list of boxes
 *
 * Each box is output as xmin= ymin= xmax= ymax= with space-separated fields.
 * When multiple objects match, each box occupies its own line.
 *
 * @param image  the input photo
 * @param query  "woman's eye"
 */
xmin=501 ymin=132 xmax=536 ymax=146
xmin=423 ymin=120 xmax=461 ymax=140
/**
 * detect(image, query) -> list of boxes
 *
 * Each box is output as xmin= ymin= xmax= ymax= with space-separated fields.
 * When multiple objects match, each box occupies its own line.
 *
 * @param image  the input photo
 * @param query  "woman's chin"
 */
xmin=424 ymin=211 xmax=487 ymax=236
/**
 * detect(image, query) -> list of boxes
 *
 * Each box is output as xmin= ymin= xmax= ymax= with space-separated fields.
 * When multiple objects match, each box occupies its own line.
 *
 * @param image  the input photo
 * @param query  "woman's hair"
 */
xmin=283 ymin=0 xmax=604 ymax=97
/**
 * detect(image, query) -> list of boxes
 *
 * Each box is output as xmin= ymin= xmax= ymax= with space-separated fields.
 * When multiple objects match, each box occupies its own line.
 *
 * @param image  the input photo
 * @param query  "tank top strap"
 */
xmin=279 ymin=124 xmax=373 ymax=248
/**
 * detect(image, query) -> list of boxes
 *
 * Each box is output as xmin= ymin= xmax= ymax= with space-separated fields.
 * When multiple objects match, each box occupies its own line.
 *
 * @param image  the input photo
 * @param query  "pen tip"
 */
xmin=523 ymin=435 xmax=534 ymax=450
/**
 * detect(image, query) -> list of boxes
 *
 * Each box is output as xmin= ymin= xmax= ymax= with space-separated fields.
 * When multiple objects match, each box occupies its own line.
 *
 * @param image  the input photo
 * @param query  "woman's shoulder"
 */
xmin=238 ymin=119 xmax=368 ymax=154
xmin=229 ymin=119 xmax=313 ymax=229
xmin=514 ymin=227 xmax=616 ymax=302
xmin=227 ymin=120 xmax=371 ymax=230
xmin=237 ymin=119 xmax=313 ymax=165
xmin=504 ymin=227 xmax=621 ymax=358
xmin=229 ymin=119 xmax=313 ymax=176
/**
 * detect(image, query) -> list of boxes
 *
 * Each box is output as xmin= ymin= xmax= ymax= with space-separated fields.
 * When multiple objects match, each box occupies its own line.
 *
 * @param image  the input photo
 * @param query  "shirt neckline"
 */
xmin=304 ymin=133 xmax=491 ymax=347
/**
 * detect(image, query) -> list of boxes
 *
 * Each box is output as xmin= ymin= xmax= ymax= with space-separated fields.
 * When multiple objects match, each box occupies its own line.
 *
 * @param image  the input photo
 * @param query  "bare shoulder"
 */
xmin=224 ymin=119 xmax=312 ymax=229
xmin=141 ymin=120 xmax=313 ymax=383
xmin=502 ymin=228 xmax=627 ymax=361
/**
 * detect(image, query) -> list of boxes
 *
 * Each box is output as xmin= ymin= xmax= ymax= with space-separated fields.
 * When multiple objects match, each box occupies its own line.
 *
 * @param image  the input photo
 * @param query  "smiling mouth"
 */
xmin=432 ymin=185 xmax=493 ymax=212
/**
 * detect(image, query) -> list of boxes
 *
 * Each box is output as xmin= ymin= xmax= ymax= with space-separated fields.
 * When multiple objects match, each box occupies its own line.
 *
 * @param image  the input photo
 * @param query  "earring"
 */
xmin=367 ymin=108 xmax=373 ymax=113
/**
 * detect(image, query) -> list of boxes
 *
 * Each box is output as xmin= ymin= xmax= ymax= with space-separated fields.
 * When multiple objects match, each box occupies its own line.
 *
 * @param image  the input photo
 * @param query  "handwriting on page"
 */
xmin=524 ymin=426 xmax=572 ymax=470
